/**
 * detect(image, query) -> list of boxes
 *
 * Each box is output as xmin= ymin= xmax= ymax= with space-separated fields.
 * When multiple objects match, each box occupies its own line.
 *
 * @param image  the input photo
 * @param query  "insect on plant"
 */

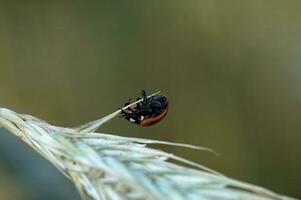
xmin=121 ymin=90 xmax=168 ymax=126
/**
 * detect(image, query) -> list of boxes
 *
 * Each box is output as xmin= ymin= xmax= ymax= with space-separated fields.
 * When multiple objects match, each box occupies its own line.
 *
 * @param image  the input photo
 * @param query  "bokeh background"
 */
xmin=0 ymin=1 xmax=301 ymax=199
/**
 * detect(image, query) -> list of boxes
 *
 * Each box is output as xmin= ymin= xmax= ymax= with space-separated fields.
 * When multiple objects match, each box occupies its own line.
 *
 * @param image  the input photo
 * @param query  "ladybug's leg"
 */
xmin=121 ymin=109 xmax=140 ymax=124
xmin=124 ymin=98 xmax=132 ymax=106
xmin=123 ymin=99 xmax=135 ymax=112
xmin=121 ymin=109 xmax=131 ymax=120
xmin=141 ymin=90 xmax=148 ymax=104
xmin=141 ymin=90 xmax=146 ymax=98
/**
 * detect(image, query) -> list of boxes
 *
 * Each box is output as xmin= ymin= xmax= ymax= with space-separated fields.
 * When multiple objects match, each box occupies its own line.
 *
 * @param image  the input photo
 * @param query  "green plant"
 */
xmin=0 ymin=93 xmax=296 ymax=200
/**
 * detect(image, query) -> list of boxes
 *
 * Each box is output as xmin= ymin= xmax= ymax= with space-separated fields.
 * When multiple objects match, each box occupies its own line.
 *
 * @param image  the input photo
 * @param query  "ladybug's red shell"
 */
xmin=140 ymin=107 xmax=168 ymax=126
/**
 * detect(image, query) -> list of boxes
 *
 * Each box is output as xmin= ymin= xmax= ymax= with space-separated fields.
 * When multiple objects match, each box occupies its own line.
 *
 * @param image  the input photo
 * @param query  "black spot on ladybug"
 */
xmin=121 ymin=90 xmax=168 ymax=126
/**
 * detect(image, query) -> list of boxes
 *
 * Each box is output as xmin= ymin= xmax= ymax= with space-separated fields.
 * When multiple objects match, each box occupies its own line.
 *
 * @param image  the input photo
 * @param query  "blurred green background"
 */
xmin=0 ymin=1 xmax=301 ymax=199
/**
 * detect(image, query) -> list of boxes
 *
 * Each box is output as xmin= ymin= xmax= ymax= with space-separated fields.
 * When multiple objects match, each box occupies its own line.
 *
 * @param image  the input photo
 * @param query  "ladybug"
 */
xmin=121 ymin=90 xmax=168 ymax=126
